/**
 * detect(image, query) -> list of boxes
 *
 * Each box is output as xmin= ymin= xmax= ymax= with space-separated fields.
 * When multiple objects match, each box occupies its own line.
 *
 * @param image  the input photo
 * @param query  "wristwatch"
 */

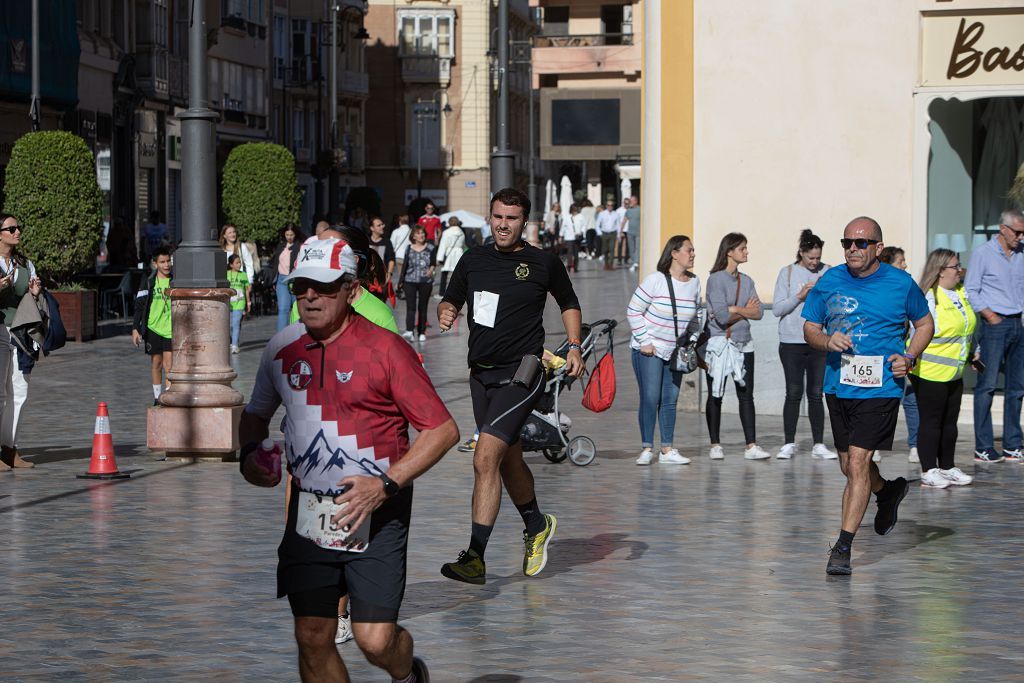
xmin=378 ymin=472 xmax=401 ymax=497
xmin=904 ymin=354 xmax=917 ymax=370
xmin=567 ymin=342 xmax=582 ymax=352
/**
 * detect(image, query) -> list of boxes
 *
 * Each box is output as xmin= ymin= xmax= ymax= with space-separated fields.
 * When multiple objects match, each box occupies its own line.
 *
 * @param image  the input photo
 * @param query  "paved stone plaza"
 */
xmin=2 ymin=262 xmax=1023 ymax=681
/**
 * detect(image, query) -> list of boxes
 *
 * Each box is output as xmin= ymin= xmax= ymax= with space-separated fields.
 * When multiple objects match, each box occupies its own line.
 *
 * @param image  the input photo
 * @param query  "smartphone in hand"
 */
xmin=971 ymin=358 xmax=986 ymax=374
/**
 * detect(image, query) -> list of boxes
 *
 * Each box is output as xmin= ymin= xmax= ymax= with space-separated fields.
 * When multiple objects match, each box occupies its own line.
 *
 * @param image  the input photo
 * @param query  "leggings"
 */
xmin=909 ymin=375 xmax=962 ymax=471
xmin=705 ymin=351 xmax=756 ymax=445
xmin=403 ymin=281 xmax=432 ymax=334
xmin=439 ymin=271 xmax=450 ymax=297
xmin=561 ymin=240 xmax=578 ymax=271
xmin=778 ymin=342 xmax=826 ymax=444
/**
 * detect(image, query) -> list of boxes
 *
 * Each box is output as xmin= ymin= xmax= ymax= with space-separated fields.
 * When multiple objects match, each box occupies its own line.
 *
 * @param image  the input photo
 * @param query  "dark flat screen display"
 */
xmin=551 ymin=99 xmax=620 ymax=145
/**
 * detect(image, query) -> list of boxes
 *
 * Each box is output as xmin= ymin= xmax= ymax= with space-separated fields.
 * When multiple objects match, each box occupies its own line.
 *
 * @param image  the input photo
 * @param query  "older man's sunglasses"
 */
xmin=840 ymin=238 xmax=879 ymax=250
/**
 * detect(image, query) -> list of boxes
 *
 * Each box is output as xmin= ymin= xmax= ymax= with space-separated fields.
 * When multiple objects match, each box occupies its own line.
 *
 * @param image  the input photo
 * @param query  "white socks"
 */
xmin=152 ymin=384 xmax=162 ymax=399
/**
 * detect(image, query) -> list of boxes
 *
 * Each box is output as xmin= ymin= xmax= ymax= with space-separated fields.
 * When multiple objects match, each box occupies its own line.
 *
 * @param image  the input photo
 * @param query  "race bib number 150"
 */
xmin=295 ymin=491 xmax=371 ymax=552
xmin=840 ymin=354 xmax=883 ymax=388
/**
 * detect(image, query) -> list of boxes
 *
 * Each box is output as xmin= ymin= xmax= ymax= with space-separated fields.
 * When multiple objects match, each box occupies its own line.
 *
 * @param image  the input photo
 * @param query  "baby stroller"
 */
xmin=519 ymin=319 xmax=617 ymax=466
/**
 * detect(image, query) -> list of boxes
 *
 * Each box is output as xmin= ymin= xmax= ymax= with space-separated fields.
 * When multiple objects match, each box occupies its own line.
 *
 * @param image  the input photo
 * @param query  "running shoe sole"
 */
xmin=875 ymin=478 xmax=909 ymax=536
xmin=525 ymin=514 xmax=557 ymax=577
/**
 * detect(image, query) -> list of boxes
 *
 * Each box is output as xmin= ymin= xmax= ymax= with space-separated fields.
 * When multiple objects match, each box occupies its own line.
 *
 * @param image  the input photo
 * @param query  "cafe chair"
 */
xmin=100 ymin=271 xmax=135 ymax=319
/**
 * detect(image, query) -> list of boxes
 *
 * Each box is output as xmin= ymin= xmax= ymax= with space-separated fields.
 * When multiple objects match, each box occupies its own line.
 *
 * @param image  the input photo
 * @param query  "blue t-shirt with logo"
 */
xmin=802 ymin=262 xmax=929 ymax=399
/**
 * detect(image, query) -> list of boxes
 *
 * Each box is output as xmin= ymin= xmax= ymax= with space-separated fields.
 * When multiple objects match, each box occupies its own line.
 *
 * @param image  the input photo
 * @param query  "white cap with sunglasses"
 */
xmin=286 ymin=237 xmax=358 ymax=283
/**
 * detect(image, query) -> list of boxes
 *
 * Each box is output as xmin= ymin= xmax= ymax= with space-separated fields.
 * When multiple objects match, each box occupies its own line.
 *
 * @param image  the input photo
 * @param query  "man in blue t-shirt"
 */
xmin=802 ymin=216 xmax=933 ymax=576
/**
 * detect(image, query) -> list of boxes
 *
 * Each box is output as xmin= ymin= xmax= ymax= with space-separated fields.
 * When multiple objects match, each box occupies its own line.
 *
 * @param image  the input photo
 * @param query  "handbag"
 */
xmin=665 ymin=274 xmax=700 ymax=374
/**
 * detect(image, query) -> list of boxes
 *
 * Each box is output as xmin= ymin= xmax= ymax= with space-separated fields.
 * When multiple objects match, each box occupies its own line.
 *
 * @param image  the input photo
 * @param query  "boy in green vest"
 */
xmin=131 ymin=246 xmax=173 ymax=405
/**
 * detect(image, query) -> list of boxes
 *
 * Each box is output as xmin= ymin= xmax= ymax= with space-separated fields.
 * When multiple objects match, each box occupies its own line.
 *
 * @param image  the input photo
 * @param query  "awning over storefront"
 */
xmin=0 ymin=1 xmax=80 ymax=110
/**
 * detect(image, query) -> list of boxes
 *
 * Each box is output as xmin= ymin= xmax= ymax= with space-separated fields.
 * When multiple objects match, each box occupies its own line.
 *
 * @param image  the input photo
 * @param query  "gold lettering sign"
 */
xmin=922 ymin=13 xmax=1024 ymax=87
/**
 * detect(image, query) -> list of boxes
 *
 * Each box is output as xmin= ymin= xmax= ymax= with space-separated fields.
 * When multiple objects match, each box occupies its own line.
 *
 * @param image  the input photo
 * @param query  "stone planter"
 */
xmin=52 ymin=290 xmax=97 ymax=342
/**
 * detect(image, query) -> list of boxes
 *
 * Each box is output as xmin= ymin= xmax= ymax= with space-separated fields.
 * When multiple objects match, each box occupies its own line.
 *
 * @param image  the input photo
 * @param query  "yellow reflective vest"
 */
xmin=911 ymin=285 xmax=976 ymax=382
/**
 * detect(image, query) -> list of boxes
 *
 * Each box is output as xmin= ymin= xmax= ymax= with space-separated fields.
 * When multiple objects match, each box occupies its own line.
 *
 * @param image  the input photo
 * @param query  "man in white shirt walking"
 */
xmin=595 ymin=200 xmax=619 ymax=271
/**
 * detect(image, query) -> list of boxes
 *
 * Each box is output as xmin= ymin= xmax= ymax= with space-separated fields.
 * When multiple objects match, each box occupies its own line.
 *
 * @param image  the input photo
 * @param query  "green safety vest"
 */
xmin=911 ymin=285 xmax=976 ymax=382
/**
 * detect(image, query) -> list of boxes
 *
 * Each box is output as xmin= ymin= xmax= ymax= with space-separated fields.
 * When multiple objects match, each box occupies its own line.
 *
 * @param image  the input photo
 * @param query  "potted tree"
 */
xmin=3 ymin=131 xmax=104 ymax=341
xmin=222 ymin=142 xmax=301 ymax=253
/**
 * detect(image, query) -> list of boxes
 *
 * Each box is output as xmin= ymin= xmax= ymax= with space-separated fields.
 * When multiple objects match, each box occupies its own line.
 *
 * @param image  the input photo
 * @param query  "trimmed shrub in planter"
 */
xmin=3 ymin=131 xmax=104 ymax=286
xmin=222 ymin=142 xmax=301 ymax=250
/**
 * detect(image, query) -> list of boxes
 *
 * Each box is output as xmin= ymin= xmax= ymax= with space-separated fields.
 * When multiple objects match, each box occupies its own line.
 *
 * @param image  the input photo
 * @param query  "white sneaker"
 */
xmin=920 ymin=468 xmax=950 ymax=488
xmin=635 ymin=448 xmax=655 ymax=465
xmin=939 ymin=466 xmax=973 ymax=486
xmin=630 ymin=263 xmax=638 ymax=271
xmin=335 ymin=614 xmax=353 ymax=644
xmin=402 ymin=331 xmax=414 ymax=341
xmin=812 ymin=443 xmax=838 ymax=460
xmin=418 ymin=334 xmax=427 ymax=342
xmin=709 ymin=445 xmax=725 ymax=460
xmin=744 ymin=445 xmax=770 ymax=460
xmin=230 ymin=344 xmax=239 ymax=354
xmin=776 ymin=443 xmax=797 ymax=460
xmin=908 ymin=447 xmax=919 ymax=463
xmin=872 ymin=451 xmax=882 ymax=463
xmin=659 ymin=449 xmax=691 ymax=465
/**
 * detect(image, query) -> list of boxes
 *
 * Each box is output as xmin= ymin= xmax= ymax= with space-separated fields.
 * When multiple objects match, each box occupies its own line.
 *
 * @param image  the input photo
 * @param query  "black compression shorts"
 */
xmin=826 ymin=395 xmax=900 ymax=454
xmin=278 ymin=485 xmax=412 ymax=623
xmin=470 ymin=364 xmax=545 ymax=446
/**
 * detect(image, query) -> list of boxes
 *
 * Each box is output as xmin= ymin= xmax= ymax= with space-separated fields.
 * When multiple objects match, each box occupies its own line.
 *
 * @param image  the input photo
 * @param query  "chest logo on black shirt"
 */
xmin=515 ymin=263 xmax=530 ymax=280
xmin=288 ymin=360 xmax=313 ymax=390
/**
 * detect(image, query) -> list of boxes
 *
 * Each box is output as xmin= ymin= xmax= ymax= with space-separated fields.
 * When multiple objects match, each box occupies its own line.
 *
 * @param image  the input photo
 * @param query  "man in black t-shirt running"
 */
xmin=437 ymin=188 xmax=584 ymax=585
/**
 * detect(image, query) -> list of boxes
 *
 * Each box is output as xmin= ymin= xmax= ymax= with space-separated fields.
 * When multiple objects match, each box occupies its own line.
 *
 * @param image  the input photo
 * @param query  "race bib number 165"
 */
xmin=840 ymin=354 xmax=883 ymax=388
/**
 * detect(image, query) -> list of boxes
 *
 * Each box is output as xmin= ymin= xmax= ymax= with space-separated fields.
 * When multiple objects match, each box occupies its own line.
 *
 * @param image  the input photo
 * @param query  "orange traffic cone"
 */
xmin=77 ymin=402 xmax=130 ymax=480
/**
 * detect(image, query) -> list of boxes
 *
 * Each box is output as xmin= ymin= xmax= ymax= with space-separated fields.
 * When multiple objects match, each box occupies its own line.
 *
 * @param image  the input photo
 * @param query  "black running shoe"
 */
xmin=874 ymin=477 xmax=909 ymax=536
xmin=826 ymin=544 xmax=852 ymax=575
xmin=411 ymin=656 xmax=430 ymax=683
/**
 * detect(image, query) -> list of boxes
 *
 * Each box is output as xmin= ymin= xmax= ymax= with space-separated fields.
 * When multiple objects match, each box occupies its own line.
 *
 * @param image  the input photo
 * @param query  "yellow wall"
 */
xmin=659 ymin=0 xmax=693 ymax=254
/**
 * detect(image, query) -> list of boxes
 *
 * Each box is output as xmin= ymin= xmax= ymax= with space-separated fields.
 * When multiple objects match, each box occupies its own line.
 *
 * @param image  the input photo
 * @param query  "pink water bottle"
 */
xmin=253 ymin=438 xmax=283 ymax=486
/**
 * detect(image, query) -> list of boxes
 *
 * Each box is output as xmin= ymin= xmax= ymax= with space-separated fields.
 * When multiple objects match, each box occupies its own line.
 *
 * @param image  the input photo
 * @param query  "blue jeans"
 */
xmin=230 ymin=310 xmax=243 ymax=347
xmin=903 ymin=381 xmax=919 ymax=448
xmin=276 ymin=278 xmax=294 ymax=331
xmin=632 ymin=349 xmax=683 ymax=448
xmin=974 ymin=316 xmax=1024 ymax=451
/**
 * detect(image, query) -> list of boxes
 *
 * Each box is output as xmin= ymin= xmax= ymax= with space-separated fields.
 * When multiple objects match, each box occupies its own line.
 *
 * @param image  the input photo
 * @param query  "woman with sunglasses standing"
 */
xmin=705 ymin=233 xmax=769 ymax=460
xmin=911 ymin=249 xmax=976 ymax=488
xmin=772 ymin=230 xmax=836 ymax=460
xmin=0 ymin=213 xmax=41 ymax=470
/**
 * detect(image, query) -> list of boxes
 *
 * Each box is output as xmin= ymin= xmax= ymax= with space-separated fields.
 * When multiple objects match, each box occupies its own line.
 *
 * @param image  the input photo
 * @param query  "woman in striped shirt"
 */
xmin=627 ymin=235 xmax=700 ymax=465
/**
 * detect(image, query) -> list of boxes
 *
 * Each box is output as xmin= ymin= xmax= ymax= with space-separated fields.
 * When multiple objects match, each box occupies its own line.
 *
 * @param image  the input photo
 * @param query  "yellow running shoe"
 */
xmin=523 ymin=513 xmax=557 ymax=577
xmin=441 ymin=549 xmax=486 ymax=585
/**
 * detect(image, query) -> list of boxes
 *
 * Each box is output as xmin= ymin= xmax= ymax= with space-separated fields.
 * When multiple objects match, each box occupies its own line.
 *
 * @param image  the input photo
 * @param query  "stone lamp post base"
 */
xmin=147 ymin=288 xmax=245 ymax=461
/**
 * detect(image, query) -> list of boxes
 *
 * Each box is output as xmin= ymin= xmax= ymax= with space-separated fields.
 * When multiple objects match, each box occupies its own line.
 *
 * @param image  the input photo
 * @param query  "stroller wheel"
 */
xmin=568 ymin=436 xmax=597 ymax=466
xmin=543 ymin=448 xmax=568 ymax=463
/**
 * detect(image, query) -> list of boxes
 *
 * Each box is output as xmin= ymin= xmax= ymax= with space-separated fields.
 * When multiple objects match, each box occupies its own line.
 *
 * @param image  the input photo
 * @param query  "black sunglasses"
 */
xmin=1001 ymin=224 xmax=1024 ymax=239
xmin=840 ymin=238 xmax=880 ymax=250
xmin=0 ymin=224 xmax=23 ymax=234
xmin=288 ymin=277 xmax=349 ymax=296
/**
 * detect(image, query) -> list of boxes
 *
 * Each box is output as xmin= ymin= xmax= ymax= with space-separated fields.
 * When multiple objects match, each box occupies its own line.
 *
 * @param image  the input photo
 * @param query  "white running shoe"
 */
xmin=744 ymin=445 xmax=770 ymax=460
xmin=418 ymin=334 xmax=427 ymax=342
xmin=402 ymin=331 xmax=414 ymax=341
xmin=635 ymin=448 xmax=655 ymax=465
xmin=939 ymin=467 xmax=973 ymax=486
xmin=776 ymin=443 xmax=797 ymax=460
xmin=709 ymin=445 xmax=725 ymax=460
xmin=659 ymin=449 xmax=691 ymax=465
xmin=230 ymin=344 xmax=240 ymax=354
xmin=335 ymin=614 xmax=353 ymax=644
xmin=812 ymin=443 xmax=838 ymax=460
xmin=920 ymin=468 xmax=950 ymax=488
xmin=908 ymin=447 xmax=919 ymax=463
xmin=872 ymin=451 xmax=882 ymax=463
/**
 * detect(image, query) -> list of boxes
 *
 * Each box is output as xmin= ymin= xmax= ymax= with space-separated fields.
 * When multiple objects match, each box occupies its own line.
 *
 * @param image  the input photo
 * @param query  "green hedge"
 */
xmin=3 ymin=131 xmax=104 ymax=284
xmin=222 ymin=142 xmax=301 ymax=248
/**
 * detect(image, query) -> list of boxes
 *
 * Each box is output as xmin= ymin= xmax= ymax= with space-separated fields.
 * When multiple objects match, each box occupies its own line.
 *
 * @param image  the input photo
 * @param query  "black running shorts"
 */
xmin=470 ymin=363 xmax=545 ymax=445
xmin=278 ymin=485 xmax=412 ymax=623
xmin=145 ymin=332 xmax=171 ymax=356
xmin=825 ymin=395 xmax=901 ymax=454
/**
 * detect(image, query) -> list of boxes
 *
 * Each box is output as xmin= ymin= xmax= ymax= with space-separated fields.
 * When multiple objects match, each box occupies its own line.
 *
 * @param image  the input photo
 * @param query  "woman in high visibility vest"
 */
xmin=909 ymin=249 xmax=979 ymax=488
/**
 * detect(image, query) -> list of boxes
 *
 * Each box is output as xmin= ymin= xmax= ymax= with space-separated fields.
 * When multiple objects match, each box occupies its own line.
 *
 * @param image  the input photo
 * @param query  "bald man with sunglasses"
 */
xmin=801 ymin=217 xmax=933 ymax=576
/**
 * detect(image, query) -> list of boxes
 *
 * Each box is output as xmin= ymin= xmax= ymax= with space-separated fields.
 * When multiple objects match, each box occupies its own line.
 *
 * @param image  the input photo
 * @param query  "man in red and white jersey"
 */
xmin=239 ymin=236 xmax=459 ymax=683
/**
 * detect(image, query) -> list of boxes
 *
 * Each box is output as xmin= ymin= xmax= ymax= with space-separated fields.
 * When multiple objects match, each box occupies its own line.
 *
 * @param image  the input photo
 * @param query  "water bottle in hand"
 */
xmin=253 ymin=438 xmax=283 ymax=486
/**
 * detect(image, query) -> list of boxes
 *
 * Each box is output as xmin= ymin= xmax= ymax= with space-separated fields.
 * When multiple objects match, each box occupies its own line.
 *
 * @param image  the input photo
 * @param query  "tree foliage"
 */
xmin=3 ymin=131 xmax=104 ymax=285
xmin=222 ymin=142 xmax=301 ymax=248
